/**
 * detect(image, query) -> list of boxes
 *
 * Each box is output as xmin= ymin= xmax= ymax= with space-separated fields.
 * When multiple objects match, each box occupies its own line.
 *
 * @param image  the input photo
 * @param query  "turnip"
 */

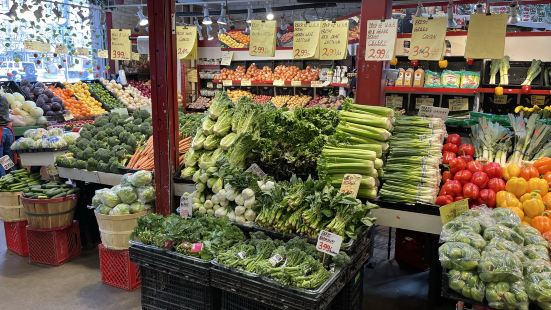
xmin=244 ymin=209 xmax=256 ymax=221
xmin=227 ymin=210 xmax=236 ymax=221
xmin=235 ymin=206 xmax=246 ymax=216
xmin=235 ymin=215 xmax=246 ymax=224
xmin=241 ymin=188 xmax=254 ymax=200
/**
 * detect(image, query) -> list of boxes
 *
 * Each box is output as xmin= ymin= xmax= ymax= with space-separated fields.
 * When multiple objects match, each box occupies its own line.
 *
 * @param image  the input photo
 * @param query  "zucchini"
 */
xmin=66 ymin=188 xmax=79 ymax=195
xmin=51 ymin=192 xmax=67 ymax=198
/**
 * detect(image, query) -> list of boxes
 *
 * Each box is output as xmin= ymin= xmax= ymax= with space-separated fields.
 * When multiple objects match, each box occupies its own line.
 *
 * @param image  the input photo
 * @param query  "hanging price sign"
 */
xmin=220 ymin=51 xmax=233 ymax=66
xmin=176 ymin=26 xmax=197 ymax=60
xmin=292 ymin=21 xmax=321 ymax=59
xmin=55 ymin=44 xmax=68 ymax=54
xmin=249 ymin=20 xmax=277 ymax=57
xmin=97 ymin=49 xmax=109 ymax=58
xmin=409 ymin=17 xmax=447 ymax=61
xmin=24 ymin=41 xmax=50 ymax=53
xmin=75 ymin=48 xmax=89 ymax=56
xmin=465 ymin=14 xmax=508 ymax=59
xmin=110 ymin=29 xmax=131 ymax=60
xmin=316 ymin=230 xmax=343 ymax=256
xmin=319 ymin=20 xmax=349 ymax=60
xmin=365 ymin=19 xmax=398 ymax=61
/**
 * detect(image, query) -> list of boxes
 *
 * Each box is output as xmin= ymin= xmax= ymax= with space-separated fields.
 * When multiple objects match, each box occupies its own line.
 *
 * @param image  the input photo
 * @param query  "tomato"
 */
xmin=443 ymin=151 xmax=457 ymax=164
xmin=483 ymin=162 xmax=503 ymax=179
xmin=471 ymin=171 xmax=489 ymax=189
xmin=454 ymin=170 xmax=473 ymax=185
xmin=458 ymin=154 xmax=474 ymax=163
xmin=435 ymin=195 xmax=454 ymax=206
xmin=467 ymin=161 xmax=484 ymax=173
xmin=479 ymin=189 xmax=497 ymax=208
xmin=449 ymin=158 xmax=467 ymax=175
xmin=443 ymin=143 xmax=459 ymax=154
xmin=446 ymin=133 xmax=462 ymax=145
xmin=442 ymin=171 xmax=452 ymax=184
xmin=487 ymin=178 xmax=506 ymax=193
xmin=454 ymin=196 xmax=465 ymax=201
xmin=457 ymin=144 xmax=475 ymax=156
xmin=463 ymin=183 xmax=480 ymax=200
xmin=442 ymin=180 xmax=462 ymax=197
xmin=439 ymin=187 xmax=451 ymax=196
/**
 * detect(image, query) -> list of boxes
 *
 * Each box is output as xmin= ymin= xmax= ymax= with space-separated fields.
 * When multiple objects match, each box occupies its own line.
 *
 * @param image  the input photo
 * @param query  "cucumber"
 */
xmin=51 ymin=193 xmax=67 ymax=198
xmin=42 ymin=183 xmax=60 ymax=189
xmin=37 ymin=195 xmax=48 ymax=199
xmin=66 ymin=188 xmax=79 ymax=195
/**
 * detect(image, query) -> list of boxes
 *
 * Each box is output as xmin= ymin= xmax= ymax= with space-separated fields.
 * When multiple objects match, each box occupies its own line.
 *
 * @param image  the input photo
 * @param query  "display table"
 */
xmin=19 ymin=150 xmax=67 ymax=167
xmin=57 ymin=167 xmax=124 ymax=186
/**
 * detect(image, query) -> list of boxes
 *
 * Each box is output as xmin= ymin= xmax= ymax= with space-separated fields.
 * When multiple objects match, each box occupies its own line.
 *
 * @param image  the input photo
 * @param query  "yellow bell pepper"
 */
xmin=503 ymin=163 xmax=521 ymax=181
xmin=527 ymin=177 xmax=549 ymax=196
xmin=523 ymin=192 xmax=545 ymax=218
xmin=496 ymin=191 xmax=522 ymax=208
xmin=507 ymin=206 xmax=524 ymax=221
xmin=506 ymin=177 xmax=528 ymax=198
xmin=520 ymin=191 xmax=542 ymax=203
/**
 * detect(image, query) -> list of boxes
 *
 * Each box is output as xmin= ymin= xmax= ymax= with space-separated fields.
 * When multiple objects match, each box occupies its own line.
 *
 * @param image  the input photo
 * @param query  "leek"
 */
xmin=521 ymin=59 xmax=542 ymax=86
xmin=489 ymin=59 xmax=500 ymax=85
xmin=499 ymin=56 xmax=510 ymax=85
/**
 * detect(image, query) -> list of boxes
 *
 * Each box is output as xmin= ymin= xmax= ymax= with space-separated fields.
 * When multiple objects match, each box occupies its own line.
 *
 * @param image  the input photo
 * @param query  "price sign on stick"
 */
xmin=176 ymin=26 xmax=197 ymax=60
xmin=316 ymin=230 xmax=343 ymax=256
xmin=409 ymin=17 xmax=447 ymax=61
xmin=440 ymin=199 xmax=469 ymax=224
xmin=339 ymin=174 xmax=362 ymax=198
xmin=97 ymin=49 xmax=109 ymax=58
xmin=110 ymin=29 xmax=131 ymax=60
xmin=319 ymin=20 xmax=349 ymax=60
xmin=250 ymin=20 xmax=277 ymax=57
xmin=448 ymin=97 xmax=469 ymax=111
xmin=418 ymin=105 xmax=449 ymax=120
xmin=293 ymin=21 xmax=321 ymax=59
xmin=179 ymin=194 xmax=193 ymax=218
xmin=465 ymin=14 xmax=508 ymax=59
xmin=365 ymin=19 xmax=398 ymax=61
xmin=220 ymin=51 xmax=233 ymax=66
xmin=0 ymin=155 xmax=14 ymax=171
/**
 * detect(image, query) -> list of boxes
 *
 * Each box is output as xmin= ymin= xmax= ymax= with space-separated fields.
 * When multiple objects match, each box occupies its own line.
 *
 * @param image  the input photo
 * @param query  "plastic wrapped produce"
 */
xmin=442 ymin=230 xmax=487 ymax=251
xmin=526 ymin=272 xmax=551 ymax=303
xmin=439 ymin=242 xmax=481 ymax=271
xmin=129 ymin=170 xmax=153 ymax=187
xmin=490 ymin=208 xmax=521 ymax=228
xmin=485 ymin=237 xmax=524 ymax=256
xmin=515 ymin=225 xmax=549 ymax=247
xmin=113 ymin=186 xmax=138 ymax=204
xmin=483 ymin=225 xmax=524 ymax=246
xmin=478 ymin=249 xmax=523 ymax=283
xmin=485 ymin=281 xmax=529 ymax=310
xmin=441 ymin=221 xmax=482 ymax=241
xmin=523 ymin=244 xmax=550 ymax=261
xmin=523 ymin=259 xmax=551 ymax=276
xmin=137 ymin=186 xmax=155 ymax=203
xmin=447 ymin=269 xmax=485 ymax=302
xmin=95 ymin=188 xmax=120 ymax=208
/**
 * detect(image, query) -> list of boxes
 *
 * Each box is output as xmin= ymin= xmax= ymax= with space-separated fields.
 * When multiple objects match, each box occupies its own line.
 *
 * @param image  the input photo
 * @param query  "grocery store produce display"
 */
xmin=100 ymin=79 xmax=151 ymax=111
xmin=22 ymin=181 xmax=79 ymax=199
xmin=19 ymin=80 xmax=68 ymax=118
xmin=188 ymin=96 xmax=211 ymax=110
xmin=49 ymin=86 xmax=104 ymax=118
xmin=218 ymin=32 xmax=247 ymax=48
xmin=1 ymin=88 xmax=47 ymax=126
xmin=127 ymin=80 xmax=151 ymax=98
xmin=0 ymin=169 xmax=41 ymax=192
xmin=11 ymin=128 xmax=79 ymax=151
xmin=64 ymin=81 xmax=109 ymax=116
xmin=216 ymin=64 xmax=320 ymax=82
xmin=87 ymin=82 xmax=125 ymax=110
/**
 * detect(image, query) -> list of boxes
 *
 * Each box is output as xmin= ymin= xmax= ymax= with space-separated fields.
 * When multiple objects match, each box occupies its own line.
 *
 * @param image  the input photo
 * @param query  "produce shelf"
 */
xmin=213 ymin=79 xmax=349 ymax=88
xmin=19 ymin=150 xmax=68 ymax=167
xmin=221 ymin=47 xmax=293 ymax=51
xmin=57 ymin=167 xmax=124 ymax=186
xmin=477 ymin=87 xmax=551 ymax=95
xmin=385 ymin=86 xmax=551 ymax=96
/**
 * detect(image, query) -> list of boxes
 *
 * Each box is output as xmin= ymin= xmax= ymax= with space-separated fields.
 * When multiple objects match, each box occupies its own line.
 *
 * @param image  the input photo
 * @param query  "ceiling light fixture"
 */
xmin=202 ymin=4 xmax=212 ymax=25
xmin=218 ymin=3 xmax=227 ymax=25
xmin=508 ymin=1 xmax=520 ymax=24
xmin=447 ymin=0 xmax=457 ymax=28
xmin=246 ymin=5 xmax=253 ymax=24
xmin=137 ymin=7 xmax=148 ymax=26
xmin=266 ymin=3 xmax=274 ymax=20
xmin=207 ymin=25 xmax=214 ymax=40
xmin=415 ymin=2 xmax=423 ymax=18
xmin=194 ymin=18 xmax=204 ymax=40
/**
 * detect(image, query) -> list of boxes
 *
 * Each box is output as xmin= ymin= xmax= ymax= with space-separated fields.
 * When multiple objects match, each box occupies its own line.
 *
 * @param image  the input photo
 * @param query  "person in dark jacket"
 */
xmin=0 ymin=95 xmax=14 ymax=176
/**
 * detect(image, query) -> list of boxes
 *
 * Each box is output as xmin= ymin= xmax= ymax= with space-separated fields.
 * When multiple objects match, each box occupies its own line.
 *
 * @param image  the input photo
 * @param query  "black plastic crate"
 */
xmin=140 ymin=265 xmax=218 ymax=310
xmin=482 ymin=60 xmax=546 ymax=88
xmin=0 ymin=81 xmax=27 ymax=98
xmin=330 ymin=268 xmax=364 ymax=310
xmin=220 ymin=290 xmax=277 ymax=310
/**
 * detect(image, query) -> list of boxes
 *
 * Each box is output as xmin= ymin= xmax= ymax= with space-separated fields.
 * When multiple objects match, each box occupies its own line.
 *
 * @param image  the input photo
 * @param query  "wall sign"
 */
xmin=365 ymin=19 xmax=398 ymax=61
xmin=110 ymin=29 xmax=131 ymax=60
xmin=409 ymin=17 xmax=447 ymax=61
xmin=319 ymin=20 xmax=349 ymax=60
xmin=293 ymin=21 xmax=321 ymax=59
xmin=465 ymin=14 xmax=508 ymax=59
xmin=249 ymin=20 xmax=277 ymax=57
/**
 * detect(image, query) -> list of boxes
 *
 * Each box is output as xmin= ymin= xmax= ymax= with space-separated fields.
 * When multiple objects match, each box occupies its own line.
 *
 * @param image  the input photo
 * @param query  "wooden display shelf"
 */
xmin=57 ymin=167 xmax=124 ymax=186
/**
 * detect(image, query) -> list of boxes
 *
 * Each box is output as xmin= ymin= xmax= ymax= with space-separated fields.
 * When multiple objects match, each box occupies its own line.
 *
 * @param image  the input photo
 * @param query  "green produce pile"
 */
xmin=88 ymin=82 xmax=125 ymax=110
xmin=56 ymin=110 xmax=152 ymax=173
xmin=134 ymin=214 xmax=245 ymax=260
xmin=179 ymin=111 xmax=204 ymax=138
xmin=440 ymin=207 xmax=551 ymax=309
xmin=0 ymin=169 xmax=41 ymax=192
xmin=22 ymin=181 xmax=79 ymax=199
xmin=91 ymin=171 xmax=154 ymax=215
xmin=379 ymin=116 xmax=446 ymax=204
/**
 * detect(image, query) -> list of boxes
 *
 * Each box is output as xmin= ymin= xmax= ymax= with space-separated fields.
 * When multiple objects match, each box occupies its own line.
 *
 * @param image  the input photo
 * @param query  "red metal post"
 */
xmin=105 ymin=11 xmax=116 ymax=75
xmin=356 ymin=0 xmax=392 ymax=105
xmin=147 ymin=0 xmax=179 ymax=215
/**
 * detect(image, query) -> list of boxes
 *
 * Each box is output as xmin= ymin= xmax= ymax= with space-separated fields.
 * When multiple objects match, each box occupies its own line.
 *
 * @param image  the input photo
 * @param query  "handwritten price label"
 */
xmin=222 ymin=80 xmax=233 ymax=86
xmin=339 ymin=174 xmax=362 ymax=198
xmin=249 ymin=20 xmax=277 ymax=57
xmin=531 ymin=95 xmax=546 ymax=106
xmin=316 ymin=230 xmax=343 ymax=256
xmin=415 ymin=96 xmax=435 ymax=109
xmin=385 ymin=95 xmax=403 ymax=109
xmin=176 ymin=26 xmax=197 ymax=60
xmin=494 ymin=95 xmax=507 ymax=105
xmin=24 ymin=40 xmax=50 ymax=53
xmin=240 ymin=80 xmax=252 ymax=86
xmin=448 ymin=97 xmax=469 ymax=111
xmin=273 ymin=80 xmax=285 ymax=86
xmin=440 ymin=199 xmax=469 ymax=224
xmin=220 ymin=51 xmax=233 ymax=66
xmin=418 ymin=105 xmax=449 ymax=120
xmin=179 ymin=194 xmax=193 ymax=218
xmin=310 ymin=80 xmax=325 ymax=88
xmin=409 ymin=17 xmax=447 ymax=60
xmin=97 ymin=49 xmax=109 ymax=58
xmin=110 ymin=29 xmax=131 ymax=60
xmin=55 ymin=44 xmax=68 ymax=54
xmin=365 ymin=19 xmax=398 ymax=61
xmin=291 ymin=80 xmax=303 ymax=87
xmin=319 ymin=20 xmax=349 ymax=60
xmin=293 ymin=21 xmax=321 ymax=59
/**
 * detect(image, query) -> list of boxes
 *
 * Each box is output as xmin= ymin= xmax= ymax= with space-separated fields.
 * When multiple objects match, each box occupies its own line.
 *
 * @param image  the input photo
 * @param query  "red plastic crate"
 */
xmin=3 ymin=220 xmax=29 ymax=256
xmin=27 ymin=220 xmax=81 ymax=266
xmin=99 ymin=244 xmax=140 ymax=290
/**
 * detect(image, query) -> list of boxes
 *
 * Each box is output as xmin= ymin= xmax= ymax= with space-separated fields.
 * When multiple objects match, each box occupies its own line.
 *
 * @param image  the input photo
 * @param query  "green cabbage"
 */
xmin=115 ymin=186 xmax=138 ymax=204
xmin=109 ymin=204 xmax=131 ymax=215
xmin=130 ymin=202 xmax=146 ymax=214
xmin=98 ymin=205 xmax=112 ymax=215
xmin=95 ymin=188 xmax=120 ymax=208
xmin=137 ymin=186 xmax=155 ymax=203
xmin=192 ymin=134 xmax=206 ymax=150
xmin=202 ymin=118 xmax=216 ymax=135
xmin=129 ymin=170 xmax=153 ymax=187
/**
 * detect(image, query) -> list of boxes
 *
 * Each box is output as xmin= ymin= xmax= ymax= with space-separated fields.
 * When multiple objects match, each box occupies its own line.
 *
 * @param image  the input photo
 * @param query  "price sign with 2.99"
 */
xmin=365 ymin=19 xmax=398 ymax=61
xmin=176 ymin=26 xmax=197 ymax=60
xmin=110 ymin=29 xmax=131 ymax=60
xmin=319 ymin=20 xmax=349 ymax=60
xmin=249 ymin=20 xmax=277 ymax=57
xmin=293 ymin=21 xmax=321 ymax=59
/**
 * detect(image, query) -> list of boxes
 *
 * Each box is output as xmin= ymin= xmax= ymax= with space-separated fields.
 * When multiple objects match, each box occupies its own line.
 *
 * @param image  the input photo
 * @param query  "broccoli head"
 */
xmin=112 ymin=145 xmax=127 ymax=158
xmin=94 ymin=117 xmax=109 ymax=127
xmin=82 ymin=147 xmax=95 ymax=159
xmin=113 ymin=125 xmax=125 ymax=137
xmin=75 ymin=160 xmax=87 ymax=169
xmin=126 ymin=135 xmax=137 ymax=148
xmin=66 ymin=158 xmax=76 ymax=168
xmin=79 ymin=129 xmax=93 ymax=140
xmin=96 ymin=131 xmax=108 ymax=141
xmin=56 ymin=155 xmax=69 ymax=167
xmin=76 ymin=138 xmax=90 ymax=150
xmin=122 ymin=144 xmax=134 ymax=154
xmin=109 ymin=113 xmax=121 ymax=123
xmin=132 ymin=117 xmax=143 ymax=125
xmin=95 ymin=148 xmax=112 ymax=162
xmin=86 ymin=158 xmax=98 ymax=171
xmin=97 ymin=162 xmax=109 ymax=172
xmin=103 ymin=127 xmax=113 ymax=136
xmin=68 ymin=144 xmax=79 ymax=154
xmin=118 ymin=131 xmax=131 ymax=142
xmin=140 ymin=124 xmax=152 ymax=136
xmin=109 ymin=161 xmax=122 ymax=174
xmin=107 ymin=137 xmax=120 ymax=147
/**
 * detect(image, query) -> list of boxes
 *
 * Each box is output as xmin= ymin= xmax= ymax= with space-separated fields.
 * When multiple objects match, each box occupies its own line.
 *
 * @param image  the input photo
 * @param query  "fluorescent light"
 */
xmin=207 ymin=25 xmax=214 ymax=40
xmin=202 ymin=5 xmax=212 ymax=25
xmin=246 ymin=5 xmax=253 ymax=24
xmin=218 ymin=3 xmax=227 ymax=25
xmin=137 ymin=7 xmax=148 ymax=26
xmin=266 ymin=3 xmax=274 ymax=20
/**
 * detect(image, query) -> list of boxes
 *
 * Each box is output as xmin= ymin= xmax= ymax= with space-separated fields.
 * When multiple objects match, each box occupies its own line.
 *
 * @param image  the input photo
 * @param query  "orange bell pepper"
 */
xmin=506 ymin=177 xmax=527 ymax=198
xmin=544 ymin=193 xmax=551 ymax=210
xmin=534 ymin=157 xmax=551 ymax=175
xmin=531 ymin=215 xmax=551 ymax=233
xmin=503 ymin=163 xmax=520 ymax=181
xmin=496 ymin=191 xmax=522 ymax=208
xmin=523 ymin=192 xmax=545 ymax=218
xmin=544 ymin=171 xmax=551 ymax=186
xmin=527 ymin=177 xmax=549 ymax=196
xmin=520 ymin=164 xmax=540 ymax=181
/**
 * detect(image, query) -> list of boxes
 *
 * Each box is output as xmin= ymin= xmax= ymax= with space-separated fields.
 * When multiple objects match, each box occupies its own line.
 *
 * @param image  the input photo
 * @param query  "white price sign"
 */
xmin=385 ymin=95 xmax=403 ymax=109
xmin=448 ymin=97 xmax=469 ymax=111
xmin=316 ymin=230 xmax=343 ymax=256
xmin=365 ymin=19 xmax=398 ymax=61
xmin=415 ymin=96 xmax=434 ymax=109
xmin=0 ymin=155 xmax=14 ymax=170
xmin=418 ymin=105 xmax=449 ymax=120
xmin=220 ymin=51 xmax=233 ymax=66
xmin=179 ymin=194 xmax=193 ymax=218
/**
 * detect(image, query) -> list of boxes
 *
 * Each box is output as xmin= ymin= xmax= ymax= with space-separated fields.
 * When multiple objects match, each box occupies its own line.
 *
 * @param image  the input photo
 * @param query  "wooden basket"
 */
xmin=0 ymin=192 xmax=25 ymax=222
xmin=22 ymin=195 xmax=77 ymax=229
xmin=95 ymin=211 xmax=148 ymax=250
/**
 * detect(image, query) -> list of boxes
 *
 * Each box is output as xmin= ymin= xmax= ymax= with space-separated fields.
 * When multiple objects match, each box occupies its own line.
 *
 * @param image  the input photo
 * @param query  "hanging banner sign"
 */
xmin=465 ymin=14 xmax=508 ymax=59
xmin=54 ymin=44 xmax=68 ymax=54
xmin=365 ymin=19 xmax=398 ymax=61
xmin=249 ymin=20 xmax=277 ymax=57
xmin=176 ymin=26 xmax=197 ymax=60
xmin=110 ymin=29 xmax=131 ymax=60
xmin=409 ymin=17 xmax=447 ymax=61
xmin=292 ymin=21 xmax=321 ymax=59
xmin=24 ymin=41 xmax=50 ymax=53
xmin=75 ymin=48 xmax=89 ymax=56
xmin=319 ymin=20 xmax=349 ymax=60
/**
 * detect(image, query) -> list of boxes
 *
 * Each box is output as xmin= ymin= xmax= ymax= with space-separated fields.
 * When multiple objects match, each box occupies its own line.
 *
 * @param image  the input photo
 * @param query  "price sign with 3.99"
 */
xmin=110 ymin=29 xmax=131 ymax=60
xmin=365 ymin=19 xmax=397 ymax=61
xmin=316 ymin=230 xmax=343 ymax=256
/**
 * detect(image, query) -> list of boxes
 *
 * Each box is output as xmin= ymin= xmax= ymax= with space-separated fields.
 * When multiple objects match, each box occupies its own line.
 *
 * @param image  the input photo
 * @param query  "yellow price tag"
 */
xmin=55 ymin=44 xmax=68 ymax=54
xmin=339 ymin=174 xmax=362 ymax=198
xmin=448 ymin=97 xmax=469 ymax=111
xmin=249 ymin=20 xmax=277 ymax=57
xmin=176 ymin=26 xmax=197 ymax=60
xmin=222 ymin=80 xmax=232 ymax=86
xmin=439 ymin=199 xmax=469 ymax=224
xmin=241 ymin=80 xmax=252 ymax=86
xmin=75 ymin=48 xmax=89 ymax=56
xmin=97 ymin=49 xmax=109 ymax=58
xmin=365 ymin=19 xmax=398 ymax=61
xmin=291 ymin=80 xmax=303 ymax=87
xmin=131 ymin=52 xmax=141 ymax=61
xmin=494 ymin=95 xmax=507 ymax=104
xmin=416 ymin=96 xmax=434 ymax=109
xmin=319 ymin=20 xmax=349 ymax=60
xmin=293 ymin=21 xmax=321 ymax=59
xmin=465 ymin=14 xmax=508 ymax=59
xmin=409 ymin=17 xmax=447 ymax=61
xmin=531 ymin=95 xmax=546 ymax=106
xmin=273 ymin=80 xmax=285 ymax=86
xmin=111 ymin=29 xmax=131 ymax=60
xmin=24 ymin=40 xmax=50 ymax=53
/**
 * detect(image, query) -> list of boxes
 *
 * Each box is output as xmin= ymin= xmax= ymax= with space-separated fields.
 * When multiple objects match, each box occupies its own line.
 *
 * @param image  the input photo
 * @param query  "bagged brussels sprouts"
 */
xmin=486 ymin=237 xmax=524 ymax=256
xmin=95 ymin=188 xmax=120 ymax=208
xmin=447 ymin=269 xmax=485 ymax=302
xmin=114 ymin=186 xmax=138 ymax=204
xmin=526 ymin=272 xmax=551 ymax=303
xmin=483 ymin=225 xmax=524 ymax=246
xmin=109 ymin=203 xmax=131 ymax=215
xmin=439 ymin=242 xmax=480 ymax=271
xmin=490 ymin=208 xmax=521 ymax=228
xmin=129 ymin=170 xmax=153 ymax=187
xmin=515 ymin=225 xmax=549 ymax=248
xmin=441 ymin=221 xmax=482 ymax=241
xmin=137 ymin=186 xmax=155 ymax=203
xmin=442 ymin=230 xmax=486 ymax=251
xmin=485 ymin=281 xmax=529 ymax=310
xmin=523 ymin=259 xmax=551 ymax=276
xmin=478 ymin=249 xmax=523 ymax=283
xmin=523 ymin=244 xmax=550 ymax=261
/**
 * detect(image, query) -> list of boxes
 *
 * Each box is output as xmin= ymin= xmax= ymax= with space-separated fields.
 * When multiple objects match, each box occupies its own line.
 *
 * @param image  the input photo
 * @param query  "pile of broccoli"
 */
xmin=56 ymin=110 xmax=152 ymax=173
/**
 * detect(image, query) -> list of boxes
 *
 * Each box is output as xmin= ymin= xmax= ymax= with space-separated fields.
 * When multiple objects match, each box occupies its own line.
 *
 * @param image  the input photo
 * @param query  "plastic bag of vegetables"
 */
xmin=129 ymin=202 xmax=147 ymax=214
xmin=109 ymin=203 xmax=131 ymax=215
xmin=485 ymin=281 xmax=529 ymax=310
xmin=95 ymin=188 xmax=120 ymax=208
xmin=526 ymin=272 xmax=551 ymax=303
xmin=478 ymin=249 xmax=523 ymax=283
xmin=441 ymin=230 xmax=486 ymax=251
xmin=438 ymin=242 xmax=480 ymax=271
xmin=62 ymin=132 xmax=79 ymax=145
xmin=137 ymin=186 xmax=155 ymax=203
xmin=24 ymin=128 xmax=47 ymax=140
xmin=515 ymin=225 xmax=549 ymax=247
xmin=441 ymin=221 xmax=482 ymax=241
xmin=523 ymin=244 xmax=550 ymax=261
xmin=483 ymin=225 xmax=524 ymax=246
xmin=114 ymin=186 xmax=138 ymax=204
xmin=129 ymin=170 xmax=153 ymax=187
xmin=447 ymin=269 xmax=485 ymax=302
xmin=523 ymin=259 xmax=551 ymax=276
xmin=490 ymin=208 xmax=522 ymax=228
xmin=485 ymin=237 xmax=524 ymax=257
xmin=47 ymin=128 xmax=64 ymax=137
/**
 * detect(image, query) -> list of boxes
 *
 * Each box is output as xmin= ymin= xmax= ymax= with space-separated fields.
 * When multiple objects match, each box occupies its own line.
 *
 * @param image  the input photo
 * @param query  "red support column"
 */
xmin=356 ymin=0 xmax=392 ymax=105
xmin=105 ymin=11 xmax=116 ymax=76
xmin=147 ymin=0 xmax=179 ymax=215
